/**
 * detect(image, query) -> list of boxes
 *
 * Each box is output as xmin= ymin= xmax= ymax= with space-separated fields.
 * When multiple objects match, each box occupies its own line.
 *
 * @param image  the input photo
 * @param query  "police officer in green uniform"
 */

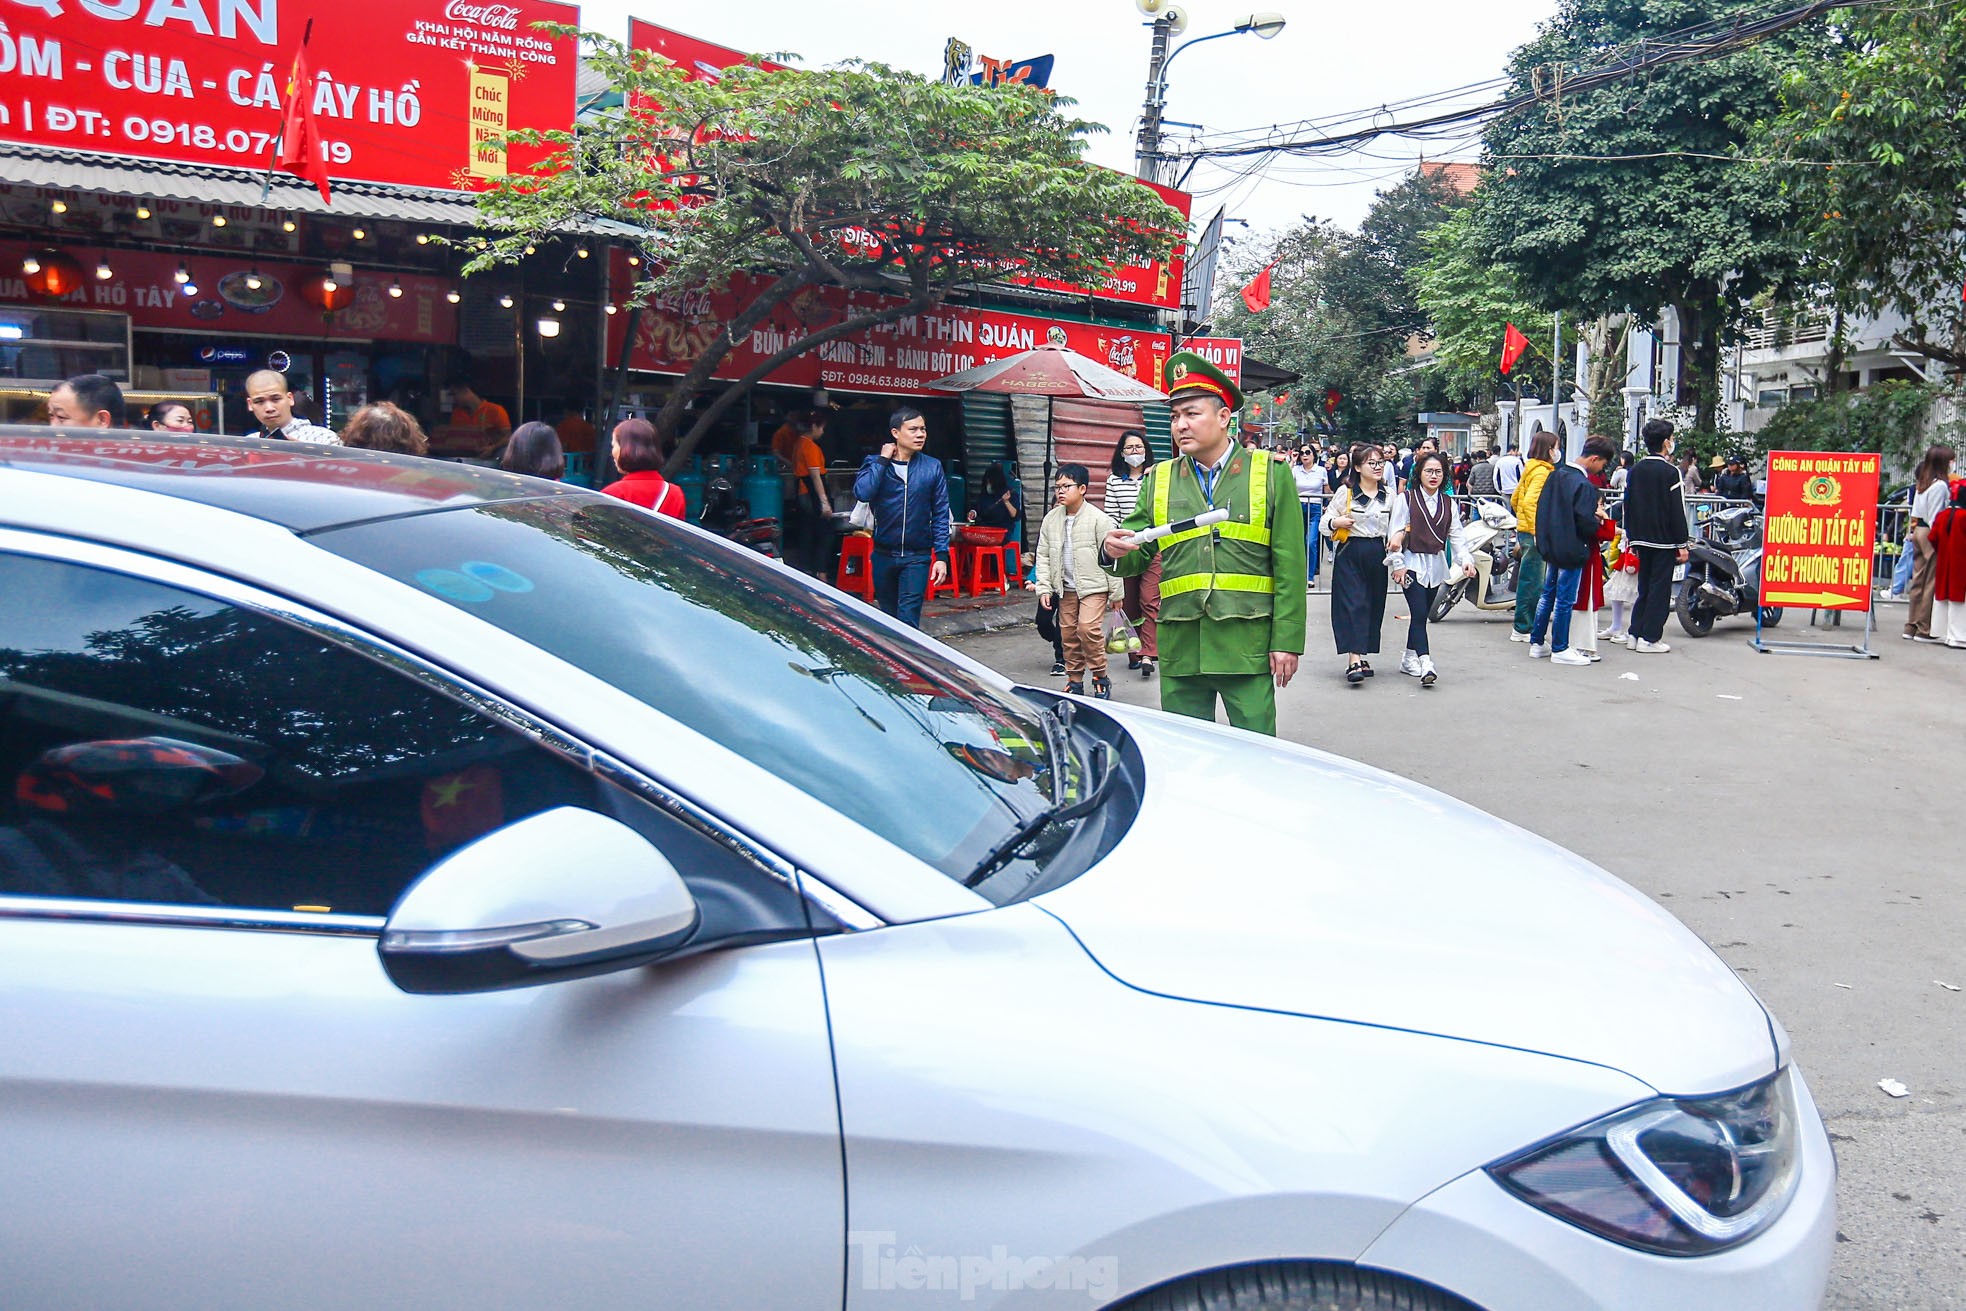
xmin=1101 ymin=352 xmax=1306 ymax=736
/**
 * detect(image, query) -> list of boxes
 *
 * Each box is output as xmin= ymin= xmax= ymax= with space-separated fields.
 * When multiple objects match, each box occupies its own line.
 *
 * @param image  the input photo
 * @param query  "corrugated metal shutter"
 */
xmin=1050 ymin=398 xmax=1146 ymax=516
xmin=1142 ymin=401 xmax=1173 ymax=461
xmin=960 ymin=391 xmax=1014 ymax=474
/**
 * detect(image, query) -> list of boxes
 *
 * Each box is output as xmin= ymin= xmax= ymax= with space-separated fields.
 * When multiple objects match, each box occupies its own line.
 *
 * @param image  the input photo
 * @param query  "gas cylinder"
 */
xmin=673 ymin=456 xmax=708 ymax=520
xmin=741 ymin=454 xmax=784 ymax=523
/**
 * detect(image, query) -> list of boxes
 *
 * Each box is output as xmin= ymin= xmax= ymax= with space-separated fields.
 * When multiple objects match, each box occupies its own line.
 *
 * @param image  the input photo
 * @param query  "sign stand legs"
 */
xmin=1750 ymin=602 xmax=1878 ymax=659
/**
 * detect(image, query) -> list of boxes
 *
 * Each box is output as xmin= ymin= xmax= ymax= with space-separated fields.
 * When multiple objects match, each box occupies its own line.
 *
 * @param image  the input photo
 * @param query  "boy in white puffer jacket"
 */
xmin=1036 ymin=464 xmax=1125 ymax=699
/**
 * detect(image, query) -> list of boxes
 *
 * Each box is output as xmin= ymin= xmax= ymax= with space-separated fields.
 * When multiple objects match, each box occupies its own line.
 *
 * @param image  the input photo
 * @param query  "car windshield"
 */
xmin=313 ymin=498 xmax=1075 ymax=899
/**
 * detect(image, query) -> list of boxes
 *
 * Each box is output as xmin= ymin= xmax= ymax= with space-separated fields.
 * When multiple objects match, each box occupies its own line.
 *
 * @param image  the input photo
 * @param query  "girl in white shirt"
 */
xmin=1386 ymin=451 xmax=1476 ymax=686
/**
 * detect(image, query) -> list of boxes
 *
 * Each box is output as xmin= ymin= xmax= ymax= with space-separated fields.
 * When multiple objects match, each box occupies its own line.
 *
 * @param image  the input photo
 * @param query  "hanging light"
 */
xmin=388 ymin=277 xmax=404 ymax=299
xmin=301 ymin=271 xmax=351 ymax=311
xmin=134 ymin=205 xmax=151 ymax=220
xmin=498 ymin=293 xmax=514 ymax=308
xmin=49 ymin=199 xmax=67 ymax=214
xmin=351 ymin=226 xmax=367 ymax=240
xmin=181 ymin=278 xmax=200 ymax=297
xmin=626 ymin=254 xmax=642 ymax=267
xmin=173 ymin=261 xmax=191 ymax=284
xmin=551 ymin=298 xmax=566 ymax=312
xmin=523 ymin=243 xmax=536 ymax=256
xmin=536 ymin=316 xmax=561 ymax=338
xmin=445 ymin=288 xmax=461 ymax=304
xmin=21 ymin=253 xmax=41 ymax=275
xmin=211 ymin=214 xmax=227 ymax=227
xmin=415 ymin=233 xmax=431 ymax=245
xmin=603 ymin=302 xmax=619 ymax=316
xmin=575 ymin=247 xmax=590 ymax=259
xmin=245 ymin=268 xmax=264 ymax=291
xmin=321 ymin=275 xmax=338 ymax=292
xmin=94 ymin=257 xmax=113 ymax=280
xmin=282 ymin=216 xmax=298 ymax=233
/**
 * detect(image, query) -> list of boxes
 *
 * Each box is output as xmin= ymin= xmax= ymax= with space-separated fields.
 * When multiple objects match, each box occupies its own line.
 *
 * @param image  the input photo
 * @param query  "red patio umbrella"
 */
xmin=927 ymin=344 xmax=1169 ymax=402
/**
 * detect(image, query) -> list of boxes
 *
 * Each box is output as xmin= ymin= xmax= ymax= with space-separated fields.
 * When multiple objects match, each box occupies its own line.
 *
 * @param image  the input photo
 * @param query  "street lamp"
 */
xmin=1136 ymin=5 xmax=1287 ymax=183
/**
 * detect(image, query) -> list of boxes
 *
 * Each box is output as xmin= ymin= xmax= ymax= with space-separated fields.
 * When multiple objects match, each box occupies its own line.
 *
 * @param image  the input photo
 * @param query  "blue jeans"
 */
xmin=1532 ymin=566 xmax=1583 ymax=651
xmin=1302 ymin=501 xmax=1323 ymax=582
xmin=1892 ymin=530 xmax=1917 ymax=594
xmin=872 ymin=550 xmax=931 ymax=628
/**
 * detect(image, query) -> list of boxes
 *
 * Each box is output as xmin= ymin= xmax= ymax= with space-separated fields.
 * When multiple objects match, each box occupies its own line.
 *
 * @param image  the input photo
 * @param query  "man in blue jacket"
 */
xmin=1529 ymin=434 xmax=1616 ymax=665
xmin=852 ymin=407 xmax=951 ymax=628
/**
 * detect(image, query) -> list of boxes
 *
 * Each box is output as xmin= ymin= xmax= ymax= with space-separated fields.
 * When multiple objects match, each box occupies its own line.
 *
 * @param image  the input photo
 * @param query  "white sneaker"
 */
xmin=1419 ymin=655 xmax=1438 ymax=687
xmin=1551 ymin=648 xmax=1592 ymax=666
xmin=1598 ymin=626 xmax=1623 ymax=641
xmin=1400 ymin=650 xmax=1422 ymax=677
xmin=1529 ymin=643 xmax=1547 ymax=658
xmin=1508 ymin=631 xmax=1531 ymax=643
xmin=1634 ymin=638 xmax=1672 ymax=653
xmin=1624 ymin=634 xmax=1638 ymax=650
xmin=1585 ymin=649 xmax=1603 ymax=662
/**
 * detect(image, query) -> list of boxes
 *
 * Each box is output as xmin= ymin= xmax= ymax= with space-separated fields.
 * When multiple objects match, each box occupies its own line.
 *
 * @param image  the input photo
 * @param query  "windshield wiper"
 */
xmin=961 ymin=740 xmax=1115 ymax=889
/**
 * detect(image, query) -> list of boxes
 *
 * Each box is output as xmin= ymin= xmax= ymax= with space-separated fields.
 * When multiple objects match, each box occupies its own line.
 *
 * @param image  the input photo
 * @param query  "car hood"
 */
xmin=1037 ymin=704 xmax=1776 ymax=1095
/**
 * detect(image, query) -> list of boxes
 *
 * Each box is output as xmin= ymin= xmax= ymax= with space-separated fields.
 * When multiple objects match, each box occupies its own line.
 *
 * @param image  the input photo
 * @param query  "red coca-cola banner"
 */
xmin=0 ymin=240 xmax=457 ymax=342
xmin=607 ymin=256 xmax=1172 ymax=396
xmin=0 ymin=0 xmax=578 ymax=191
xmin=626 ymin=17 xmax=782 ymax=80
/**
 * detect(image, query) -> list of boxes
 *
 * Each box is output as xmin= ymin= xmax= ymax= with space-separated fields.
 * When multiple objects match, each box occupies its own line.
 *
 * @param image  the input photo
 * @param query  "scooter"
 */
xmin=1676 ymin=504 xmax=1781 ymax=636
xmin=1430 ymin=497 xmax=1521 ymax=621
xmin=699 ymin=476 xmax=781 ymax=557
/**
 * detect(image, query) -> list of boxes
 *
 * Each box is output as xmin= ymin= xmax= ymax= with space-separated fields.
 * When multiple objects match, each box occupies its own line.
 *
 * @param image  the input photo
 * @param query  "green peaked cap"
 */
xmin=1164 ymin=351 xmax=1244 ymax=411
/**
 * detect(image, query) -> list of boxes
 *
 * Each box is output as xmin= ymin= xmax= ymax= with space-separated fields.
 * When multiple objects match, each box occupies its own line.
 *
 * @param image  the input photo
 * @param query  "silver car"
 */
xmin=0 ymin=432 xmax=1834 ymax=1310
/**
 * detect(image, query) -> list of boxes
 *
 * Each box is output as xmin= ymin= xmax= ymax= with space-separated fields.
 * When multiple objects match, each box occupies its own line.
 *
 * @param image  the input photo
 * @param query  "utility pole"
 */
xmin=1135 ymin=15 xmax=1175 ymax=182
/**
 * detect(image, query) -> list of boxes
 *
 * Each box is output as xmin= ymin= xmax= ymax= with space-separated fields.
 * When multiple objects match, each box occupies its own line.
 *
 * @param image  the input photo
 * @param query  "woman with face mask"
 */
xmin=1105 ymin=430 xmax=1160 ymax=677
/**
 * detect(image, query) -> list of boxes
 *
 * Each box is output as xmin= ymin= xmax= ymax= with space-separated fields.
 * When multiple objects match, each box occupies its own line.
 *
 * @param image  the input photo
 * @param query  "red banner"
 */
xmin=627 ymin=18 xmax=782 ymax=79
xmin=607 ymin=256 xmax=1171 ymax=395
xmin=1183 ymin=336 xmax=1243 ymax=385
xmin=0 ymin=240 xmax=457 ymax=343
xmin=0 ymin=0 xmax=578 ymax=191
xmin=1015 ymin=176 xmax=1190 ymax=310
xmin=1758 ymin=449 xmax=1882 ymax=610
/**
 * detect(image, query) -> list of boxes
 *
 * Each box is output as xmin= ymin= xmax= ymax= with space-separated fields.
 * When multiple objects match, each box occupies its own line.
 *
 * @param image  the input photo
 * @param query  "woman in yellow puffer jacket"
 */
xmin=1508 ymin=429 xmax=1560 ymax=641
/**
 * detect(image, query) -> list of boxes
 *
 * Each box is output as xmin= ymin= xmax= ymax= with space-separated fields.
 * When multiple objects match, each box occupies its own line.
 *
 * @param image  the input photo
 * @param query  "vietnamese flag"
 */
xmin=274 ymin=20 xmax=332 ymax=204
xmin=1241 ymin=261 xmax=1278 ymax=314
xmin=1500 ymin=322 xmax=1531 ymax=375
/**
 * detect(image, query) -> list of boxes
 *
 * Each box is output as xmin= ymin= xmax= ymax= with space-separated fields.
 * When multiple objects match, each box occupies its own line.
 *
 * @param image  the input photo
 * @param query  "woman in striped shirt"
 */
xmin=1104 ymin=430 xmax=1160 ymax=677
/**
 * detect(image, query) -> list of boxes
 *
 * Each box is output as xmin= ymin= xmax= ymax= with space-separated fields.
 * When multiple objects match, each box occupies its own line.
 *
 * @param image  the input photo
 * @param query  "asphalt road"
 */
xmin=950 ymin=590 xmax=1965 ymax=1310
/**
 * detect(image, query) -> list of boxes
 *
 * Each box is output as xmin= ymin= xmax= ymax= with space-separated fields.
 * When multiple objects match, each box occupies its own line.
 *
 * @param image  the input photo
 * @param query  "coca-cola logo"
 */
xmin=444 ymin=1 xmax=522 ymax=29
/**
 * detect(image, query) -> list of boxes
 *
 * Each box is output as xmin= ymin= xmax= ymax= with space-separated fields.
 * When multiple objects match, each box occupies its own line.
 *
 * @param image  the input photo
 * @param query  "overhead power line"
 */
xmin=1165 ymin=0 xmax=1883 ymax=166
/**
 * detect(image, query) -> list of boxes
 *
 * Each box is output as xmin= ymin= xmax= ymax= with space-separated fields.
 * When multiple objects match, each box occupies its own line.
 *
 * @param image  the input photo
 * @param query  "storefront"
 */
xmin=0 ymin=0 xmax=586 ymax=436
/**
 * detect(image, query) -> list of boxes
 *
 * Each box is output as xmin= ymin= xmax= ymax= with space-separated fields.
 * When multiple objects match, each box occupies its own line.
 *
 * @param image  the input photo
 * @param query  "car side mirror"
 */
xmin=379 ymin=806 xmax=700 ymax=995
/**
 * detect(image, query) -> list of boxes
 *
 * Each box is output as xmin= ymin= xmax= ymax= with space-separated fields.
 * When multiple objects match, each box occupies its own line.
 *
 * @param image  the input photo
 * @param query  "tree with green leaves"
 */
xmin=1761 ymin=1 xmax=1966 ymax=371
xmin=471 ymin=32 xmax=1183 ymax=468
xmin=1413 ymin=208 xmax=1557 ymax=406
xmin=1215 ymin=172 xmax=1465 ymax=440
xmin=1470 ymin=0 xmax=1822 ymax=435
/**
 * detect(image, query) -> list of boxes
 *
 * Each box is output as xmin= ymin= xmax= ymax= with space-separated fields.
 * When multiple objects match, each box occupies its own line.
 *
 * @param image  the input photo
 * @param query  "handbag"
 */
xmin=1035 ymin=597 xmax=1059 ymax=644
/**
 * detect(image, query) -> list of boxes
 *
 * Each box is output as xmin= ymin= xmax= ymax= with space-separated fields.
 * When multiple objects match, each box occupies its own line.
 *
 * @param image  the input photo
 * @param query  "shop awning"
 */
xmin=1243 ymin=356 xmax=1302 ymax=393
xmin=0 ymin=144 xmax=641 ymax=236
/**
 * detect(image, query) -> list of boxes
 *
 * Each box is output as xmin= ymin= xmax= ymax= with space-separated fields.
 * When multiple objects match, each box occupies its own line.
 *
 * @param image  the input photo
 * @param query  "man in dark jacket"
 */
xmin=1624 ymin=419 xmax=1694 ymax=652
xmin=852 ymin=407 xmax=951 ymax=628
xmin=1714 ymin=455 xmax=1755 ymax=502
xmin=1529 ymin=435 xmax=1616 ymax=664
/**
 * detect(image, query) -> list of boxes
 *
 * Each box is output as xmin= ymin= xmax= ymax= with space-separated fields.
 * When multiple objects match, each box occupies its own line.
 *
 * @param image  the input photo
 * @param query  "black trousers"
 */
xmin=1632 ymin=546 xmax=1678 ymax=643
xmin=1402 ymin=581 xmax=1439 ymax=656
xmin=1330 ymin=537 xmax=1389 ymax=654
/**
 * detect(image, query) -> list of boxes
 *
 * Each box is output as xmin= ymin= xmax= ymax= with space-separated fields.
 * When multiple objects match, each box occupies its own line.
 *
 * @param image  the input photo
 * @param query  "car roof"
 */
xmin=0 ymin=427 xmax=591 ymax=533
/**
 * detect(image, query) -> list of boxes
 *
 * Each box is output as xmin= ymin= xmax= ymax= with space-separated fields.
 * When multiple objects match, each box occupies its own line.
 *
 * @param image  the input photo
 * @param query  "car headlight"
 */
xmin=1488 ymin=1066 xmax=1801 ymax=1256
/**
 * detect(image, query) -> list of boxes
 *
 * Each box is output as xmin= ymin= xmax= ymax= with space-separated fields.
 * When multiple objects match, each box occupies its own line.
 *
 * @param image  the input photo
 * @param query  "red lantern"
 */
xmin=24 ymin=251 xmax=87 ymax=299
xmin=299 ymin=271 xmax=354 ymax=312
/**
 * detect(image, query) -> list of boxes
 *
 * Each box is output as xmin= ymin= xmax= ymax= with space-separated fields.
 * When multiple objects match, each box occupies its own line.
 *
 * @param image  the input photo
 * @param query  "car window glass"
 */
xmin=0 ymin=552 xmax=810 ymax=938
xmin=314 ymin=500 xmax=1081 ymax=900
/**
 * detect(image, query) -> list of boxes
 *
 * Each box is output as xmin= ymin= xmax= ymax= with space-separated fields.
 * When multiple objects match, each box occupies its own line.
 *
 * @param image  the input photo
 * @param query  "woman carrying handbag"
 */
xmin=1323 ymin=442 xmax=1396 ymax=685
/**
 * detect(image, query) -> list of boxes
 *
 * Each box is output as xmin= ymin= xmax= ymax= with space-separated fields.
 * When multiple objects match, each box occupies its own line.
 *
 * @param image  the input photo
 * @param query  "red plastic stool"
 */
xmin=925 ymin=549 xmax=960 ymax=601
xmin=966 ymin=543 xmax=1016 ymax=596
xmin=835 ymin=535 xmax=875 ymax=601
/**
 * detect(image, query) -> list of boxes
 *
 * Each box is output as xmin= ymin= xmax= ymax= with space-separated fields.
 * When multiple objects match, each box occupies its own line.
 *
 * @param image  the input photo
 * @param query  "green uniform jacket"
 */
xmin=1106 ymin=452 xmax=1307 ymax=677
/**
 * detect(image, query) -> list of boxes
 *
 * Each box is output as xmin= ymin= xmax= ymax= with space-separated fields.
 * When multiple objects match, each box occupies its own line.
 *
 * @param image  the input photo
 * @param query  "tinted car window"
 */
xmin=314 ymin=499 xmax=1079 ymax=899
xmin=0 ymin=552 xmax=809 ymax=938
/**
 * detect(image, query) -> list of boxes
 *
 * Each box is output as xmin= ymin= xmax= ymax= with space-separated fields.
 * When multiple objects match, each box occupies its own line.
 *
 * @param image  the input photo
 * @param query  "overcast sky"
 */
xmin=579 ymin=0 xmax=1558 ymax=245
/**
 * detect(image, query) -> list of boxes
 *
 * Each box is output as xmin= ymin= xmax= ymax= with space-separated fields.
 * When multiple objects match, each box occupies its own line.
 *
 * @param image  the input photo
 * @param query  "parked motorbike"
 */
xmin=699 ymin=476 xmax=781 ymax=557
xmin=1676 ymin=504 xmax=1782 ymax=636
xmin=1430 ymin=497 xmax=1520 ymax=621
